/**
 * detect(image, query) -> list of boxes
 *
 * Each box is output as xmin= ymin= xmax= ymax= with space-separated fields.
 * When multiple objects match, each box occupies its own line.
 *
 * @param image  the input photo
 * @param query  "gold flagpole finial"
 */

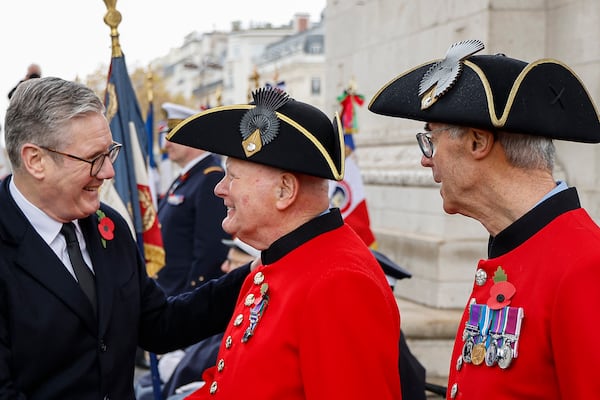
xmin=247 ymin=66 xmax=260 ymax=101
xmin=147 ymin=67 xmax=154 ymax=103
xmin=103 ymin=0 xmax=123 ymax=58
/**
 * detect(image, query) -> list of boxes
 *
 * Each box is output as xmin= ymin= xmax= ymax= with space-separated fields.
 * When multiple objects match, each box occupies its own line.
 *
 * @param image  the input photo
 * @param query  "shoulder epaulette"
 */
xmin=203 ymin=166 xmax=224 ymax=175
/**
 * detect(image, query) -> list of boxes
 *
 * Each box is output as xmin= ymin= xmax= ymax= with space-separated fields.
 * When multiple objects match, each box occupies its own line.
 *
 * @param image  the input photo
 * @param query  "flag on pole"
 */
xmin=329 ymin=155 xmax=376 ymax=248
xmin=103 ymin=52 xmax=165 ymax=278
xmin=329 ymin=79 xmax=377 ymax=248
xmin=102 ymin=4 xmax=164 ymax=398
xmin=145 ymin=90 xmax=161 ymax=208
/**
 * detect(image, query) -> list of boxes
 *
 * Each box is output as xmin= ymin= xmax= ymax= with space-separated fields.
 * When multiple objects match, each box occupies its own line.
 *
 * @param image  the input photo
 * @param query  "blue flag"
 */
xmin=104 ymin=54 xmax=147 ymax=243
xmin=145 ymin=100 xmax=157 ymax=169
xmin=104 ymin=53 xmax=165 ymax=276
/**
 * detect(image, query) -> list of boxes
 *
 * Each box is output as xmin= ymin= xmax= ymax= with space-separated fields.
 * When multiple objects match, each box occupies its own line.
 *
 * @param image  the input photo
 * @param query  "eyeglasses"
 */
xmin=40 ymin=142 xmax=122 ymax=177
xmin=416 ymin=126 xmax=454 ymax=158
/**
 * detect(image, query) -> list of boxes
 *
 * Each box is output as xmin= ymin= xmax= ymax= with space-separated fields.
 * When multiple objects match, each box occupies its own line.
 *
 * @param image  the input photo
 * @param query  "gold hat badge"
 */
xmin=240 ymin=87 xmax=290 ymax=157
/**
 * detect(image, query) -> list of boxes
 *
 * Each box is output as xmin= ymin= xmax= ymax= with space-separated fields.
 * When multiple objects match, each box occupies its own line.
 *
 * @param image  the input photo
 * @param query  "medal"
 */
xmin=485 ymin=307 xmax=506 ymax=366
xmin=462 ymin=337 xmax=474 ymax=363
xmin=462 ymin=302 xmax=482 ymax=363
xmin=504 ymin=306 xmax=524 ymax=357
xmin=471 ymin=343 xmax=486 ymax=365
xmin=472 ymin=303 xmax=491 ymax=366
xmin=241 ymin=282 xmax=270 ymax=343
xmin=498 ymin=341 xmax=513 ymax=369
xmin=485 ymin=339 xmax=498 ymax=366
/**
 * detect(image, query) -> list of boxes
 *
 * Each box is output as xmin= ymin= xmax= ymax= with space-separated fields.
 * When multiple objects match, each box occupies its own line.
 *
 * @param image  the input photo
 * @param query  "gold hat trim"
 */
xmin=167 ymin=118 xmax=185 ymax=130
xmin=465 ymin=58 xmax=600 ymax=128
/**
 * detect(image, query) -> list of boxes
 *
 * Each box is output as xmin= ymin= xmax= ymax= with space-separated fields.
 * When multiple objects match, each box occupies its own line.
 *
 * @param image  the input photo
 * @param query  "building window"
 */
xmin=311 ymin=77 xmax=321 ymax=95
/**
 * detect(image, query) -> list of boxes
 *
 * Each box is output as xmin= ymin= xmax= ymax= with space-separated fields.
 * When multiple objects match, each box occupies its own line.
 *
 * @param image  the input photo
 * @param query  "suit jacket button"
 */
xmin=99 ymin=340 xmax=107 ymax=352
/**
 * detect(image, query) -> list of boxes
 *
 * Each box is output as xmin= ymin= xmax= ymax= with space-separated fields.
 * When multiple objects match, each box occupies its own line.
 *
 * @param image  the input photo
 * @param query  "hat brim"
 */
xmin=167 ymin=103 xmax=345 ymax=180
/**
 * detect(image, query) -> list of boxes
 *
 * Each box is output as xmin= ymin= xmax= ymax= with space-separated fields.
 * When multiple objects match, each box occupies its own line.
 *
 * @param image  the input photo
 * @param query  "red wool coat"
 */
xmin=187 ymin=210 xmax=401 ymax=399
xmin=447 ymin=188 xmax=600 ymax=399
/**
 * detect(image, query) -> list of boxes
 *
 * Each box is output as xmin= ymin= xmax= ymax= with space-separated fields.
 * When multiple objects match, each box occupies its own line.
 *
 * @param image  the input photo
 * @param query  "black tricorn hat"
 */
xmin=167 ymin=87 xmax=345 ymax=180
xmin=369 ymin=39 xmax=600 ymax=143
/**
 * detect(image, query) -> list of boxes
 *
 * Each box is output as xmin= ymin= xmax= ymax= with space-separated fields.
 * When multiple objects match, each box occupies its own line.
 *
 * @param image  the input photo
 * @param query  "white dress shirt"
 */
xmin=9 ymin=177 xmax=95 ymax=279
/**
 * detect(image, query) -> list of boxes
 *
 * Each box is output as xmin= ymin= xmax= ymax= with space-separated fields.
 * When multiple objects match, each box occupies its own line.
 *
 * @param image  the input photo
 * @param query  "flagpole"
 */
xmin=102 ymin=2 xmax=163 ymax=399
xmin=146 ymin=68 xmax=161 ymax=208
xmin=103 ymin=0 xmax=123 ymax=58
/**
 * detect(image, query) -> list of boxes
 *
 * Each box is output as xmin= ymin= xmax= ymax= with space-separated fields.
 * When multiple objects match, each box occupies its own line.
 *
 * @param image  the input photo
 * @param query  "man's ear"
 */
xmin=21 ymin=144 xmax=47 ymax=179
xmin=275 ymin=172 xmax=299 ymax=210
xmin=469 ymin=129 xmax=495 ymax=160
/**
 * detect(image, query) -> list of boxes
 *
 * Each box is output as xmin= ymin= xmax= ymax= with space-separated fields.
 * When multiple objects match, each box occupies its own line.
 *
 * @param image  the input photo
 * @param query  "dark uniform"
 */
xmin=157 ymin=155 xmax=230 ymax=296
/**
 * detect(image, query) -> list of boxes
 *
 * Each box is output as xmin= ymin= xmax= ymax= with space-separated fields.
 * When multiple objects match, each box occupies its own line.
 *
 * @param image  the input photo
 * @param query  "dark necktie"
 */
xmin=61 ymin=222 xmax=97 ymax=314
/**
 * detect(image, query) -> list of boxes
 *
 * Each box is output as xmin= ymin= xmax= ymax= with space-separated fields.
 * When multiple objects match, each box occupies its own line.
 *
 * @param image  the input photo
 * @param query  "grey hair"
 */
xmin=4 ymin=77 xmax=105 ymax=171
xmin=449 ymin=126 xmax=555 ymax=171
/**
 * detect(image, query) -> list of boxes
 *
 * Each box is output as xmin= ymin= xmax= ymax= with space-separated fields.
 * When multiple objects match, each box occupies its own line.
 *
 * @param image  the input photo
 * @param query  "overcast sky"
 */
xmin=0 ymin=0 xmax=326 ymax=132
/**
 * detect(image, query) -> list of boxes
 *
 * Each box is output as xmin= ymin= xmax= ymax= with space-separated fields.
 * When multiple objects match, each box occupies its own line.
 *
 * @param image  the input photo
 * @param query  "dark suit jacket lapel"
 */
xmin=16 ymin=229 xmax=98 ymax=333
xmin=0 ymin=179 xmax=97 ymax=333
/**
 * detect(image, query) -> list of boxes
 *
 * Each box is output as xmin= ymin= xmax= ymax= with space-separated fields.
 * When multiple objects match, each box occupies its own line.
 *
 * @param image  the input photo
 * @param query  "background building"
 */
xmin=255 ymin=14 xmax=326 ymax=110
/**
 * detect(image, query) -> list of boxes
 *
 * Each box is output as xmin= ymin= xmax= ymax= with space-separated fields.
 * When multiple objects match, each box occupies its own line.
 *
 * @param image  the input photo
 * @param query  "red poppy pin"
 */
xmin=96 ymin=210 xmax=115 ymax=248
xmin=487 ymin=266 xmax=516 ymax=310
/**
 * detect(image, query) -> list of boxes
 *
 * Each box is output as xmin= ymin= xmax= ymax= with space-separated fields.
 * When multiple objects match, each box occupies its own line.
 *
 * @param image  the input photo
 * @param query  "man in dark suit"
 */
xmin=156 ymin=103 xmax=230 ymax=296
xmin=0 ymin=77 xmax=249 ymax=399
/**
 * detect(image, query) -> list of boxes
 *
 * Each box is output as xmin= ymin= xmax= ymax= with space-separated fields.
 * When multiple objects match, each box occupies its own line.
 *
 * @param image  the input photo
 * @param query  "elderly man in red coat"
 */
xmin=370 ymin=39 xmax=600 ymax=399
xmin=167 ymin=87 xmax=401 ymax=400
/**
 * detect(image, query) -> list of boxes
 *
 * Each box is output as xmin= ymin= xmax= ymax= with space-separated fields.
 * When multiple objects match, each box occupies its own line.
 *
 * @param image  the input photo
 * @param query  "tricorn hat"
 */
xmin=167 ymin=87 xmax=345 ymax=180
xmin=369 ymin=39 xmax=600 ymax=143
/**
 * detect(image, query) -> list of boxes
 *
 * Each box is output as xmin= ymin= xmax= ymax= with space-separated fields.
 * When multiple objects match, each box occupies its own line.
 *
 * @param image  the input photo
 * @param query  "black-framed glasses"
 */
xmin=415 ymin=126 xmax=454 ymax=158
xmin=41 ymin=142 xmax=122 ymax=177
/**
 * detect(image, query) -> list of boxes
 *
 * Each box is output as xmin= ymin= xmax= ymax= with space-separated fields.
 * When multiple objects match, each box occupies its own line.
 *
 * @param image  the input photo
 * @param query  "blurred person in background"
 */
xmin=157 ymin=102 xmax=230 ymax=296
xmin=8 ymin=63 xmax=41 ymax=99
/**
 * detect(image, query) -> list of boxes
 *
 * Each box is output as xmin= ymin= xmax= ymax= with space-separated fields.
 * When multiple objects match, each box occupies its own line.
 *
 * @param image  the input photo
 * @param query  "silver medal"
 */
xmin=485 ymin=340 xmax=498 ymax=366
xmin=498 ymin=342 xmax=513 ymax=369
xmin=462 ymin=337 xmax=474 ymax=363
